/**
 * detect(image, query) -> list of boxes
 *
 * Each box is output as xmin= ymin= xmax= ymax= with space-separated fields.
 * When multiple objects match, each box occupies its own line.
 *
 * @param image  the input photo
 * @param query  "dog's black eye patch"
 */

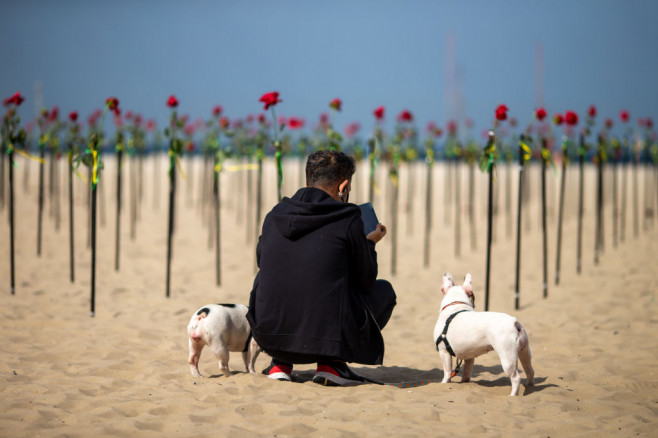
xmin=196 ymin=307 xmax=210 ymax=316
xmin=218 ymin=303 xmax=236 ymax=308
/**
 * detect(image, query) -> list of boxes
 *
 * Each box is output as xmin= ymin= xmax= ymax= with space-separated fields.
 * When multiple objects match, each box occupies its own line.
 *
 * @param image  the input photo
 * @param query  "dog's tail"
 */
xmin=515 ymin=320 xmax=529 ymax=351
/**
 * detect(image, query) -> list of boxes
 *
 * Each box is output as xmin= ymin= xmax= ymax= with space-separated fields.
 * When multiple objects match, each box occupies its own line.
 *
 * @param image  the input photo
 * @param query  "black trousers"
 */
xmin=266 ymin=279 xmax=397 ymax=365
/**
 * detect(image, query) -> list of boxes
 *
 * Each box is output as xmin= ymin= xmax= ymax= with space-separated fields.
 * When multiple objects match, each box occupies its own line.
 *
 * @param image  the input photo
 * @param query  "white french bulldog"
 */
xmin=187 ymin=304 xmax=261 ymax=377
xmin=433 ymin=273 xmax=534 ymax=396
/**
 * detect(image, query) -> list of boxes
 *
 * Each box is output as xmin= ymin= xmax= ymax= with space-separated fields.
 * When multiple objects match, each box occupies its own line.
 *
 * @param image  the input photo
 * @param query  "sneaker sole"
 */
xmin=267 ymin=371 xmax=291 ymax=381
xmin=312 ymin=371 xmax=363 ymax=387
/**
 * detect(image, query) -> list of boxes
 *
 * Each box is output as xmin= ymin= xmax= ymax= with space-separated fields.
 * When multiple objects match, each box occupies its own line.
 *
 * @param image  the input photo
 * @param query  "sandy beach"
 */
xmin=1 ymin=155 xmax=657 ymax=437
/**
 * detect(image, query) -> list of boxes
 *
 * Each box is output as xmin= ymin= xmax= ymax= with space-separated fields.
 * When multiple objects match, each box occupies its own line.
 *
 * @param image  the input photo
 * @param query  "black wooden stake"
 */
xmin=8 ymin=147 xmax=16 ymax=295
xmin=594 ymin=136 xmax=604 ymax=265
xmin=68 ymin=144 xmax=75 ymax=282
xmin=514 ymin=136 xmax=526 ymax=310
xmin=165 ymin=151 xmax=176 ymax=298
xmin=423 ymin=151 xmax=433 ymax=268
xmin=555 ymin=138 xmax=567 ymax=285
xmin=214 ymin=160 xmax=221 ymax=286
xmin=484 ymin=132 xmax=495 ymax=311
xmin=37 ymin=141 xmax=45 ymax=256
xmin=454 ymin=158 xmax=461 ymax=258
xmin=540 ymin=138 xmax=548 ymax=298
xmin=115 ymin=148 xmax=123 ymax=271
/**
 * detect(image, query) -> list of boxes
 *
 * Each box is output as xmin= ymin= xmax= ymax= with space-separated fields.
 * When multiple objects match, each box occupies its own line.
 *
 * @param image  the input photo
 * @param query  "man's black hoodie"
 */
xmin=246 ymin=187 xmax=385 ymax=365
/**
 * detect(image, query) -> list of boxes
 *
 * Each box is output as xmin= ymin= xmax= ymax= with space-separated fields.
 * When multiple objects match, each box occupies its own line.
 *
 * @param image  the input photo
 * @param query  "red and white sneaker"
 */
xmin=312 ymin=361 xmax=368 ymax=386
xmin=262 ymin=361 xmax=292 ymax=381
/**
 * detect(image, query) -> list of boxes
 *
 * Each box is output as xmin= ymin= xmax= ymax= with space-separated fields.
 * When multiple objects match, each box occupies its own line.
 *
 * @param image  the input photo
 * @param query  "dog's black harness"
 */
xmin=435 ymin=310 xmax=470 ymax=357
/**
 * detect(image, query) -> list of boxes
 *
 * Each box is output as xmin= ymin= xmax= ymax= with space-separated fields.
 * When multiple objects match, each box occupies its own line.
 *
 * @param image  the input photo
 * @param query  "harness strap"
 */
xmin=435 ymin=309 xmax=470 ymax=357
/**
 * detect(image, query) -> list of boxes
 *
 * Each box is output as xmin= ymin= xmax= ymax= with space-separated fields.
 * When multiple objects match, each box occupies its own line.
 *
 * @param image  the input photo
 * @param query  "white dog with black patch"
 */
xmin=187 ymin=304 xmax=261 ymax=377
xmin=433 ymin=273 xmax=534 ymax=396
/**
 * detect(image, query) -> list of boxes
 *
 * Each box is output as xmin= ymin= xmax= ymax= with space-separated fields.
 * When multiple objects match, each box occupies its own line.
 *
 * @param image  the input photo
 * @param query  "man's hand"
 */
xmin=366 ymin=223 xmax=387 ymax=244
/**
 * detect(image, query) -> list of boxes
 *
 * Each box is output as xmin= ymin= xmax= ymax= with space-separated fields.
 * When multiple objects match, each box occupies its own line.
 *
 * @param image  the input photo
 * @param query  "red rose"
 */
xmin=565 ymin=110 xmax=578 ymax=126
xmin=288 ymin=117 xmax=304 ymax=130
xmin=186 ymin=142 xmax=195 ymax=152
xmin=258 ymin=114 xmax=267 ymax=125
xmin=553 ymin=114 xmax=564 ymax=126
xmin=535 ymin=107 xmax=547 ymax=121
xmin=588 ymin=105 xmax=597 ymax=118
xmin=3 ymin=91 xmax=25 ymax=106
xmin=447 ymin=120 xmax=457 ymax=136
xmin=213 ymin=105 xmax=222 ymax=117
xmin=604 ymin=118 xmax=613 ymax=129
xmin=69 ymin=111 xmax=78 ymax=122
xmin=47 ymin=106 xmax=59 ymax=122
xmin=106 ymin=97 xmax=119 ymax=111
xmin=620 ymin=110 xmax=629 ymax=123
xmin=219 ymin=117 xmax=230 ymax=129
xmin=259 ymin=92 xmax=281 ymax=110
xmin=646 ymin=118 xmax=654 ymax=129
xmin=397 ymin=110 xmax=413 ymax=122
xmin=495 ymin=104 xmax=508 ymax=121
xmin=146 ymin=119 xmax=156 ymax=132
xmin=373 ymin=106 xmax=385 ymax=121
xmin=319 ymin=112 xmax=329 ymax=126
xmin=125 ymin=110 xmax=134 ymax=120
xmin=246 ymin=114 xmax=255 ymax=123
xmin=329 ymin=98 xmax=342 ymax=111
xmin=166 ymin=95 xmax=179 ymax=108
xmin=344 ymin=122 xmax=361 ymax=138
xmin=134 ymin=114 xmax=143 ymax=127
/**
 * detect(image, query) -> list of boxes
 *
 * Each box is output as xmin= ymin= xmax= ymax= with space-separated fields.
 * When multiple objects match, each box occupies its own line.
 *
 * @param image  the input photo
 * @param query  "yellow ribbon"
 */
xmin=520 ymin=142 xmax=532 ymax=162
xmin=14 ymin=148 xmax=46 ymax=164
xmin=225 ymin=163 xmax=259 ymax=172
xmin=92 ymin=149 xmax=99 ymax=186
xmin=176 ymin=156 xmax=186 ymax=181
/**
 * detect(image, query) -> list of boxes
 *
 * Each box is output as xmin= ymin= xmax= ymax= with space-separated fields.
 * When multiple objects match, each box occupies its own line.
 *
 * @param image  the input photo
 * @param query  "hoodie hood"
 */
xmin=269 ymin=187 xmax=361 ymax=240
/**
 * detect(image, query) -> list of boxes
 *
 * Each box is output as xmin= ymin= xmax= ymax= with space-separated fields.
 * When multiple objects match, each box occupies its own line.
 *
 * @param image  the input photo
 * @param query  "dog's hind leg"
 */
xmin=188 ymin=338 xmax=204 ymax=377
xmin=211 ymin=344 xmax=231 ymax=377
xmin=497 ymin=348 xmax=521 ymax=396
xmin=518 ymin=338 xmax=534 ymax=386
xmin=461 ymin=358 xmax=475 ymax=382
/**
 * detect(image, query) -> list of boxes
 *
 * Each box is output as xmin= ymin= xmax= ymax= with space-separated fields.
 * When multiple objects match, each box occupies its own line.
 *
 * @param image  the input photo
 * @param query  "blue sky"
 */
xmin=1 ymin=0 xmax=657 ymax=139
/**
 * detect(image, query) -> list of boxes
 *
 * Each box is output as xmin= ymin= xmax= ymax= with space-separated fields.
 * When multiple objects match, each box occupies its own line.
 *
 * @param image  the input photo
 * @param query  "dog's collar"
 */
xmin=441 ymin=301 xmax=472 ymax=312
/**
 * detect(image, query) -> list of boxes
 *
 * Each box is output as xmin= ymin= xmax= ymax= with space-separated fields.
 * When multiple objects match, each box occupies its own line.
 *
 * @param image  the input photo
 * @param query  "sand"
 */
xmin=1 ymin=155 xmax=657 ymax=437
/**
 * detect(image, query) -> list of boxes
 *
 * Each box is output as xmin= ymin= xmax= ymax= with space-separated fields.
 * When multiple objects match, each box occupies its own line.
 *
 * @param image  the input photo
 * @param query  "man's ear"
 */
xmin=338 ymin=179 xmax=349 ymax=194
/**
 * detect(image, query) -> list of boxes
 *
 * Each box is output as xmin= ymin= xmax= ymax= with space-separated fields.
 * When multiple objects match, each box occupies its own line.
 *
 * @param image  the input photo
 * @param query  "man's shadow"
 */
xmin=293 ymin=364 xmax=554 ymax=395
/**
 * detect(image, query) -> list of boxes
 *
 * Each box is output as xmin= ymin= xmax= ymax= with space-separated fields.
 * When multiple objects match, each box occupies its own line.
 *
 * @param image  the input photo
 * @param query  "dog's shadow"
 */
xmin=293 ymin=364 xmax=553 ymax=395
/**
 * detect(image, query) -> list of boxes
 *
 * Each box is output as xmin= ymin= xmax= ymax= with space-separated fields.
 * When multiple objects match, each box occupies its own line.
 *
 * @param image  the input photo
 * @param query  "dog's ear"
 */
xmin=463 ymin=273 xmax=475 ymax=307
xmin=441 ymin=272 xmax=454 ymax=295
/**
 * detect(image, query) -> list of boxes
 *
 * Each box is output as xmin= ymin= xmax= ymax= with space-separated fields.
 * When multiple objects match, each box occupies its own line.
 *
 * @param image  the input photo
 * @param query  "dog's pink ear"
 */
xmin=441 ymin=272 xmax=454 ymax=295
xmin=463 ymin=273 xmax=474 ymax=306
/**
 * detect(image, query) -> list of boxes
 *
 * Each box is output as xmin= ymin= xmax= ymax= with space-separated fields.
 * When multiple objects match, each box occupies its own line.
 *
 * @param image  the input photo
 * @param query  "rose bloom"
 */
xmin=620 ymin=110 xmax=629 ymax=123
xmin=212 ymin=105 xmax=222 ymax=117
xmin=258 ymin=114 xmax=267 ymax=125
xmin=565 ymin=110 xmax=578 ymax=126
xmin=329 ymin=98 xmax=342 ymax=111
xmin=647 ymin=118 xmax=654 ymax=129
xmin=3 ymin=91 xmax=25 ymax=106
xmin=495 ymin=104 xmax=508 ymax=121
xmin=246 ymin=114 xmax=255 ymax=123
xmin=106 ymin=97 xmax=119 ymax=110
xmin=219 ymin=117 xmax=230 ymax=129
xmin=447 ymin=120 xmax=457 ymax=136
xmin=553 ymin=114 xmax=564 ymax=126
xmin=69 ymin=111 xmax=78 ymax=122
xmin=535 ymin=107 xmax=547 ymax=121
xmin=166 ymin=95 xmax=179 ymax=108
xmin=344 ymin=122 xmax=361 ymax=138
xmin=259 ymin=92 xmax=281 ymax=110
xmin=146 ymin=119 xmax=156 ymax=132
xmin=588 ymin=105 xmax=597 ymax=118
xmin=373 ymin=105 xmax=385 ymax=121
xmin=125 ymin=110 xmax=134 ymax=120
xmin=288 ymin=117 xmax=305 ymax=130
xmin=604 ymin=118 xmax=613 ymax=129
xmin=397 ymin=110 xmax=413 ymax=122
xmin=47 ymin=106 xmax=59 ymax=122
xmin=319 ymin=112 xmax=329 ymax=126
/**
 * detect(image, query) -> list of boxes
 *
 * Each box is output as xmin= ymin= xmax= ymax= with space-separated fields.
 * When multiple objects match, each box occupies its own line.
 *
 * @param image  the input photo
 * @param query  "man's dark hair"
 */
xmin=305 ymin=150 xmax=356 ymax=187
